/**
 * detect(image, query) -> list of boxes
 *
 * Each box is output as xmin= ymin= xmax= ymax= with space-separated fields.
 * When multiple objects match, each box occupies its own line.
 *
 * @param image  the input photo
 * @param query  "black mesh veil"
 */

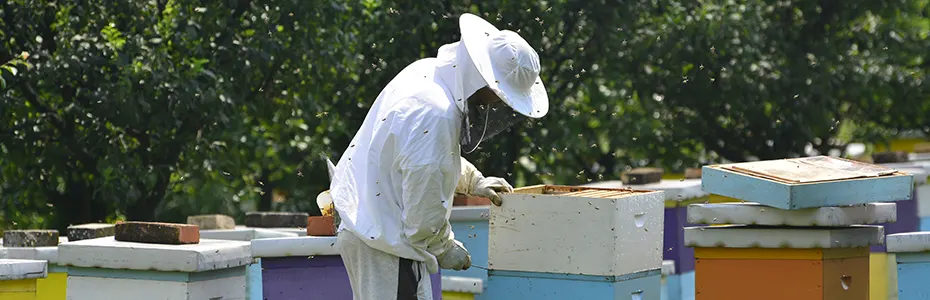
xmin=460 ymin=99 xmax=528 ymax=153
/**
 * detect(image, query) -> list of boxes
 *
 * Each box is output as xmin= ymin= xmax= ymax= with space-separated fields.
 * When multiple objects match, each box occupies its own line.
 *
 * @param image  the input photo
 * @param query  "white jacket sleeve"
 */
xmin=456 ymin=157 xmax=482 ymax=195
xmin=396 ymin=108 xmax=459 ymax=261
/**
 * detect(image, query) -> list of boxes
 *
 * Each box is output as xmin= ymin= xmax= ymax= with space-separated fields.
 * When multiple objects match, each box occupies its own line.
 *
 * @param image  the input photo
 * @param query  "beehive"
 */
xmin=887 ymin=232 xmax=930 ymax=299
xmin=701 ymin=156 xmax=914 ymax=210
xmin=686 ymin=225 xmax=883 ymax=300
xmin=59 ymin=237 xmax=251 ymax=300
xmin=0 ymin=245 xmax=68 ymax=300
xmin=446 ymin=206 xmax=491 ymax=289
xmin=0 ymin=259 xmax=47 ymax=300
xmin=489 ymin=185 xmax=664 ymax=276
xmin=251 ymin=236 xmax=442 ymax=300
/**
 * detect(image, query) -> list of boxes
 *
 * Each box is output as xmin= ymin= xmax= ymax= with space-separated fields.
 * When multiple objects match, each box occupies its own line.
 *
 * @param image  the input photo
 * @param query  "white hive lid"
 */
xmin=887 ymin=232 xmax=930 ymax=253
xmin=0 ymin=259 xmax=47 ymax=280
xmin=687 ymin=202 xmax=896 ymax=226
xmin=684 ymin=225 xmax=884 ymax=248
xmin=441 ymin=276 xmax=483 ymax=294
xmin=251 ymin=236 xmax=338 ymax=258
xmin=58 ymin=237 xmax=251 ymax=272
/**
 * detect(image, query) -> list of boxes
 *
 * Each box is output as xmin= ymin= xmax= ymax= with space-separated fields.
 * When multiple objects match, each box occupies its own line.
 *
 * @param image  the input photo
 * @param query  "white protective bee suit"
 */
xmin=330 ymin=13 xmax=549 ymax=300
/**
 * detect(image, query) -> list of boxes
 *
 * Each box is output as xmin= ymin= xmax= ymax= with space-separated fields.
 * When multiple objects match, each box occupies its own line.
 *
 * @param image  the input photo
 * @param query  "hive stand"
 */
xmin=0 ymin=259 xmax=47 ymax=300
xmin=251 ymin=236 xmax=442 ymax=300
xmin=483 ymin=185 xmax=665 ymax=299
xmin=59 ymin=237 xmax=251 ymax=300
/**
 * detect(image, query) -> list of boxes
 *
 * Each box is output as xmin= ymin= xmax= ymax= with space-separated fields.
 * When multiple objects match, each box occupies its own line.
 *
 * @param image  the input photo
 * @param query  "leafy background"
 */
xmin=1 ymin=0 xmax=928 ymax=231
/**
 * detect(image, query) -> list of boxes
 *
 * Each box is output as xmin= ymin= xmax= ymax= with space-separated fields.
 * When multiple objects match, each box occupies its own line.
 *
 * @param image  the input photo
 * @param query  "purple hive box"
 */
xmin=253 ymin=236 xmax=442 ymax=300
xmin=871 ymin=189 xmax=919 ymax=252
xmin=665 ymin=206 xmax=696 ymax=273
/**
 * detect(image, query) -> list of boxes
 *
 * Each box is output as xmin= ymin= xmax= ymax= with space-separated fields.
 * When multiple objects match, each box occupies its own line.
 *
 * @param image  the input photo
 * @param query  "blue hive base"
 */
xmin=484 ymin=268 xmax=661 ymax=300
xmin=897 ymin=256 xmax=930 ymax=300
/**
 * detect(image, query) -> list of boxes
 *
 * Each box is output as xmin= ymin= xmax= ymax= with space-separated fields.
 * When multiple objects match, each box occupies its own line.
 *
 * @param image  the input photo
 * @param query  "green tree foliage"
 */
xmin=1 ymin=0 xmax=928 ymax=230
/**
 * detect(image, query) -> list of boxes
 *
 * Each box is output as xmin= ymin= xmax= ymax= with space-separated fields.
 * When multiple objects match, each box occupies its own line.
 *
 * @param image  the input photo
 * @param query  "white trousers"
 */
xmin=337 ymin=230 xmax=434 ymax=300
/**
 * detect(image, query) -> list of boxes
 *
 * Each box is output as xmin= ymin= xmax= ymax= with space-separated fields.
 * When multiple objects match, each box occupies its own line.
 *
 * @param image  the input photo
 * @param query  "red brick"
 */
xmin=114 ymin=221 xmax=200 ymax=245
xmin=453 ymin=195 xmax=492 ymax=206
xmin=684 ymin=168 xmax=703 ymax=179
xmin=306 ymin=216 xmax=336 ymax=236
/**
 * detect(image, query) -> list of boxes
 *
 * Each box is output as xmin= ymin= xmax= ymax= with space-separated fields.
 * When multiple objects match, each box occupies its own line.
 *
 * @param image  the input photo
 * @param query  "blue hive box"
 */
xmin=484 ymin=268 xmax=661 ymax=300
xmin=702 ymin=156 xmax=914 ymax=210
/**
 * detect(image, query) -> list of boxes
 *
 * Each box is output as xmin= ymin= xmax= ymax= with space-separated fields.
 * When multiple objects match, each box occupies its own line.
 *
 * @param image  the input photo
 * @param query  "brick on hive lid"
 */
xmin=244 ymin=212 xmax=308 ymax=228
xmin=3 ymin=230 xmax=59 ymax=247
xmin=621 ymin=167 xmax=664 ymax=185
xmin=187 ymin=214 xmax=236 ymax=230
xmin=684 ymin=168 xmax=702 ymax=179
xmin=306 ymin=216 xmax=336 ymax=236
xmin=67 ymin=223 xmax=115 ymax=242
xmin=452 ymin=194 xmax=492 ymax=206
xmin=915 ymin=142 xmax=930 ymax=153
xmin=872 ymin=151 xmax=909 ymax=163
xmin=114 ymin=221 xmax=200 ymax=245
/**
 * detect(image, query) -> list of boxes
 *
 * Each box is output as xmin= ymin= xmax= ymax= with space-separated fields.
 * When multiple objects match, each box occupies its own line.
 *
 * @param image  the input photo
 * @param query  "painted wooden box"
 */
xmin=701 ymin=156 xmax=914 ymax=210
xmin=199 ymin=226 xmax=300 ymax=299
xmin=660 ymin=260 xmax=678 ymax=300
xmin=0 ymin=245 xmax=68 ymax=300
xmin=0 ymin=259 xmax=47 ymax=300
xmin=887 ymin=232 xmax=930 ymax=300
xmin=59 ymin=237 xmax=251 ymax=300
xmin=483 ymin=268 xmax=661 ymax=300
xmin=251 ymin=236 xmax=442 ymax=300
xmin=442 ymin=276 xmax=483 ymax=300
xmin=490 ymin=185 xmax=665 ymax=276
xmin=446 ymin=206 xmax=489 ymax=289
xmin=686 ymin=226 xmax=884 ymax=300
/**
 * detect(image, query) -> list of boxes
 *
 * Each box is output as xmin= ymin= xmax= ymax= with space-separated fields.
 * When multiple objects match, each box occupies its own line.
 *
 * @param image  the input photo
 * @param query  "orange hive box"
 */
xmin=685 ymin=225 xmax=883 ymax=300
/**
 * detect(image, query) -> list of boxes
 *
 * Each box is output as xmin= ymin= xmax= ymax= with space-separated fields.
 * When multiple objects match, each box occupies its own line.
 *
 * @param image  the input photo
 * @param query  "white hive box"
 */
xmin=687 ymin=202 xmax=897 ymax=226
xmin=489 ymin=185 xmax=664 ymax=276
xmin=59 ymin=237 xmax=251 ymax=300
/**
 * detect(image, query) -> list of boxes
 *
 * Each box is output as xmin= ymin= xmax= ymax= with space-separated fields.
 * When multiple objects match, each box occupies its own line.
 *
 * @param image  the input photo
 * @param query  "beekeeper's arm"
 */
xmin=397 ymin=107 xmax=470 ymax=271
xmin=456 ymin=157 xmax=514 ymax=206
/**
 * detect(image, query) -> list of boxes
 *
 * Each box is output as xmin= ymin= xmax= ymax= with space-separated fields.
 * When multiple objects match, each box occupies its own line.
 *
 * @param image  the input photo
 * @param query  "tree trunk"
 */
xmin=51 ymin=182 xmax=110 ymax=234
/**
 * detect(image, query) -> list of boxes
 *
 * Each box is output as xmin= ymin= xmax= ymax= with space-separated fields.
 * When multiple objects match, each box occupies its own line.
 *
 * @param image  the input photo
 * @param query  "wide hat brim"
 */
xmin=459 ymin=13 xmax=549 ymax=119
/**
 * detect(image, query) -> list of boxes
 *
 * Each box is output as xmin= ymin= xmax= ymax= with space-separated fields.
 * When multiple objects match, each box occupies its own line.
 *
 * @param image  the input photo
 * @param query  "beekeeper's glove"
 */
xmin=437 ymin=239 xmax=472 ymax=270
xmin=456 ymin=157 xmax=514 ymax=206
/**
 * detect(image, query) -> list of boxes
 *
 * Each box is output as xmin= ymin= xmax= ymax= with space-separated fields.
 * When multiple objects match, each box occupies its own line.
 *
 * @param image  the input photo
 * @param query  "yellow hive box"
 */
xmin=0 ymin=259 xmax=48 ymax=300
xmin=441 ymin=276 xmax=483 ymax=300
xmin=1 ymin=246 xmax=68 ymax=300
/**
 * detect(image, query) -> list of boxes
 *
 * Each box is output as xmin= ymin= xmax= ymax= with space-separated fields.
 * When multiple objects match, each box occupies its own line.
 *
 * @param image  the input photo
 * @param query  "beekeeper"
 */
xmin=329 ymin=13 xmax=549 ymax=300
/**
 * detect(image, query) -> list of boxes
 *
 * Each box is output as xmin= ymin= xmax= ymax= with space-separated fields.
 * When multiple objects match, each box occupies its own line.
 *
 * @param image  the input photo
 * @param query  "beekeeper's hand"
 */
xmin=457 ymin=157 xmax=514 ymax=206
xmin=437 ymin=239 xmax=472 ymax=270
xmin=473 ymin=176 xmax=513 ymax=206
